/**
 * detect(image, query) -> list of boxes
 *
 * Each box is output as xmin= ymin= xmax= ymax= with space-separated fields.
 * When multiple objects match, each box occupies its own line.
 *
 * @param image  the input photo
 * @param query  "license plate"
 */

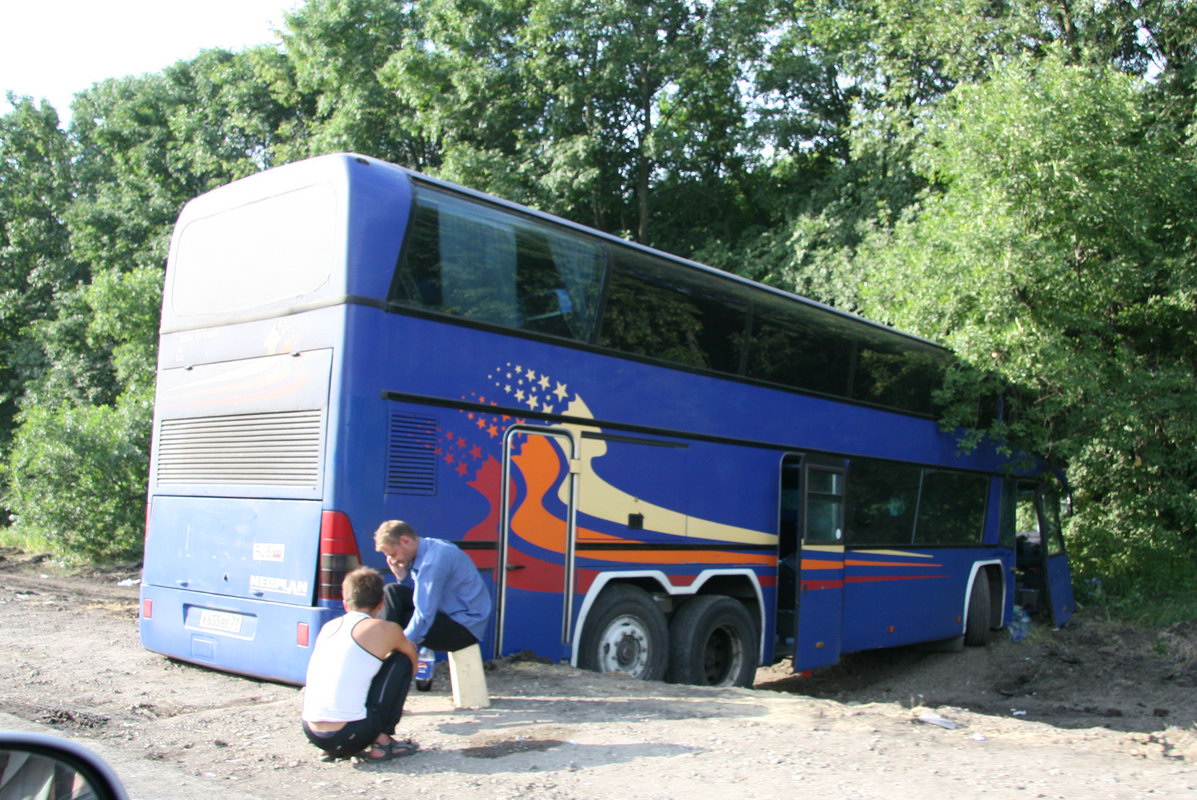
xmin=198 ymin=609 xmax=243 ymax=633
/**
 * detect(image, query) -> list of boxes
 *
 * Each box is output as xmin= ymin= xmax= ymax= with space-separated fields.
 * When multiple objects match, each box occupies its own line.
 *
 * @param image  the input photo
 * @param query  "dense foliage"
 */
xmin=0 ymin=1 xmax=1194 ymax=605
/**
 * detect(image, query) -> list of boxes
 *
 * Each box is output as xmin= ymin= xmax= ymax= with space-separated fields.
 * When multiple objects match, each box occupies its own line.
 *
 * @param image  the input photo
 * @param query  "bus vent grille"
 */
xmin=386 ymin=412 xmax=438 ymax=495
xmin=156 ymin=410 xmax=323 ymax=487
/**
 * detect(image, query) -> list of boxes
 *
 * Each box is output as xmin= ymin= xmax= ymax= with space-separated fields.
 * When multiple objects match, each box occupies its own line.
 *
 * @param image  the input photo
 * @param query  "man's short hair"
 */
xmin=342 ymin=567 xmax=384 ymax=611
xmin=374 ymin=519 xmax=417 ymax=549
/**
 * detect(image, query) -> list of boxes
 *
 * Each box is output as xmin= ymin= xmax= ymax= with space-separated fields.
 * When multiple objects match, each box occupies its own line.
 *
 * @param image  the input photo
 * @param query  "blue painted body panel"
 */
xmin=141 ymin=154 xmax=1064 ymax=685
xmin=139 ymin=583 xmax=337 ymax=685
xmin=143 ymin=496 xmax=323 ymax=603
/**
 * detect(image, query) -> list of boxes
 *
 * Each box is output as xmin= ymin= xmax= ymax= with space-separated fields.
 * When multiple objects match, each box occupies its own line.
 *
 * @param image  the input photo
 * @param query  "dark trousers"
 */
xmin=302 ymin=653 xmax=412 ymax=758
xmin=383 ymin=582 xmax=478 ymax=652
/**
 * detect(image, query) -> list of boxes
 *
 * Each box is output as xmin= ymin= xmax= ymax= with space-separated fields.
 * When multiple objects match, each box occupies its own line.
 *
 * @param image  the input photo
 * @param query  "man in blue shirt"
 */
xmin=373 ymin=520 xmax=492 ymax=655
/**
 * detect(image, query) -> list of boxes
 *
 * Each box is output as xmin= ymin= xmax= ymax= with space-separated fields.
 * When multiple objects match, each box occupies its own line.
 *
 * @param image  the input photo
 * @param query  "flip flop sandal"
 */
xmin=356 ymin=738 xmax=420 ymax=763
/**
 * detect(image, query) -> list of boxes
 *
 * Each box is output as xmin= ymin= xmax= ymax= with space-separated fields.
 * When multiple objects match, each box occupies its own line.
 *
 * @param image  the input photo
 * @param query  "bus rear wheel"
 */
xmin=578 ymin=584 xmax=669 ymax=681
xmin=964 ymin=572 xmax=992 ymax=646
xmin=667 ymin=595 xmax=757 ymax=688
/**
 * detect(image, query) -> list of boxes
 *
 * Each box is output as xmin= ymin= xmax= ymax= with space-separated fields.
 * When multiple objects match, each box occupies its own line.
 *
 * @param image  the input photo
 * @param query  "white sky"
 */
xmin=1 ymin=0 xmax=303 ymax=120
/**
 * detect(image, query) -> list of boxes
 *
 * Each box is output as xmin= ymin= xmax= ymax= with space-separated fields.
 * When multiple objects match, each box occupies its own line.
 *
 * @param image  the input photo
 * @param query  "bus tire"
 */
xmin=964 ymin=572 xmax=992 ymax=647
xmin=666 ymin=595 xmax=758 ymax=688
xmin=578 ymin=584 xmax=669 ymax=681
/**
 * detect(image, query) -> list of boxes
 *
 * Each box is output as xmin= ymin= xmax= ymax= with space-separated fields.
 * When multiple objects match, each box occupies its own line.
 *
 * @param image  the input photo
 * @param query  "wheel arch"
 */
xmin=962 ymin=559 xmax=1006 ymax=635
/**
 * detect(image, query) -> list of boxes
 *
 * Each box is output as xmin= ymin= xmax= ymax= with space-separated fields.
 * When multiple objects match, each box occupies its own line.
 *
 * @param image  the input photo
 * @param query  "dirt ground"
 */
xmin=2 ymin=547 xmax=1196 ymax=800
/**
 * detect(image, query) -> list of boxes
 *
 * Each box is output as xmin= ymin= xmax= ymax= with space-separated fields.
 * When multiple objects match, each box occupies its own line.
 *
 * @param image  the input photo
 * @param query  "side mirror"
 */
xmin=0 ymin=732 xmax=129 ymax=800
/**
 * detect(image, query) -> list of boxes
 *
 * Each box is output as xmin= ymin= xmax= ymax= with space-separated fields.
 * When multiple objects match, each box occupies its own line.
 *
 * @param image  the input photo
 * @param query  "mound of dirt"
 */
xmin=756 ymin=611 xmax=1197 ymax=734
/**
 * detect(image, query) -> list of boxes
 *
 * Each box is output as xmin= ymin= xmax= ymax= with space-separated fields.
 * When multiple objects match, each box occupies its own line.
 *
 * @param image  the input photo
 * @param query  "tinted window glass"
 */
xmin=999 ymin=480 xmax=1019 ymax=550
xmin=1041 ymin=488 xmax=1066 ymax=557
xmin=847 ymin=459 xmax=920 ymax=545
xmin=598 ymin=251 xmax=748 ymax=373
xmin=853 ymin=332 xmax=947 ymax=415
xmin=913 ymin=470 xmax=988 ymax=544
xmin=745 ymin=298 xmax=854 ymax=397
xmin=806 ymin=468 xmax=844 ymax=543
xmin=391 ymin=187 xmax=605 ymax=341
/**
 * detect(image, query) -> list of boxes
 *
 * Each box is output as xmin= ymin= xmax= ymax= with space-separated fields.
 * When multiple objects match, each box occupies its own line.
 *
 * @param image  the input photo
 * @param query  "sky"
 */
xmin=1 ymin=0 xmax=302 ymax=119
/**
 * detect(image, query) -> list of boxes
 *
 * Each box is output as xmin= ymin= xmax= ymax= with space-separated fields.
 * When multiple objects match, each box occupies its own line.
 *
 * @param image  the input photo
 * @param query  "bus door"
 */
xmin=781 ymin=454 xmax=847 ymax=671
xmin=1013 ymin=481 xmax=1075 ymax=627
xmin=497 ymin=427 xmax=578 ymax=662
xmin=1036 ymin=484 xmax=1075 ymax=627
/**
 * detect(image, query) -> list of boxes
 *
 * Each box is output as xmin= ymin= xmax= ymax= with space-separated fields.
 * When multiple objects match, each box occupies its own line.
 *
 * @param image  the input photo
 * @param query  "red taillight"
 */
xmin=297 ymin=622 xmax=310 ymax=647
xmin=317 ymin=511 xmax=362 ymax=606
xmin=142 ymin=598 xmax=153 ymax=619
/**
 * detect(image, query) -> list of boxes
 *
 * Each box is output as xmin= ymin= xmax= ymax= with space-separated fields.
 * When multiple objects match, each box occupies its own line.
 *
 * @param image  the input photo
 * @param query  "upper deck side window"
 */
xmin=746 ymin=294 xmax=856 ymax=398
xmin=853 ymin=329 xmax=946 ymax=416
xmin=597 ymin=249 xmax=749 ymax=374
xmin=386 ymin=181 xmax=949 ymax=417
xmin=389 ymin=186 xmax=606 ymax=342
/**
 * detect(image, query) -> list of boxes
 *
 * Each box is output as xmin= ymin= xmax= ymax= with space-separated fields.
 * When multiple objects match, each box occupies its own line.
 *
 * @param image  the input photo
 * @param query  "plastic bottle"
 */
xmin=1007 ymin=605 xmax=1030 ymax=642
xmin=416 ymin=647 xmax=435 ymax=691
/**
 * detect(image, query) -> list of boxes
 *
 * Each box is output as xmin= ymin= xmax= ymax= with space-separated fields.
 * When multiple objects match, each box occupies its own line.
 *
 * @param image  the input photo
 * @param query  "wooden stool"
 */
xmin=447 ymin=643 xmax=490 ymax=709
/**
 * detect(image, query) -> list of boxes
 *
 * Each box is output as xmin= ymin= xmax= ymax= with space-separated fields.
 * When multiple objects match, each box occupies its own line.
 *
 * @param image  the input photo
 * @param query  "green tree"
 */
xmin=2 ymin=267 xmax=161 ymax=563
xmin=854 ymin=52 xmax=1197 ymax=597
xmin=4 ymin=48 xmax=300 ymax=560
xmin=383 ymin=0 xmax=768 ymax=251
xmin=280 ymin=0 xmax=436 ymax=167
xmin=745 ymin=0 xmax=1056 ymax=307
xmin=68 ymin=48 xmax=301 ymax=279
xmin=746 ymin=0 xmax=1197 ymax=309
xmin=0 ymin=97 xmax=80 ymax=445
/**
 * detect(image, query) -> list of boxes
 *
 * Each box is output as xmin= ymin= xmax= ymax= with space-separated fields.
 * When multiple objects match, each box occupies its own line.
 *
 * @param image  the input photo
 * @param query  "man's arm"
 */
xmin=404 ymin=555 xmax=449 ymax=645
xmin=389 ymin=625 xmax=418 ymax=672
xmin=355 ymin=619 xmax=419 ymax=672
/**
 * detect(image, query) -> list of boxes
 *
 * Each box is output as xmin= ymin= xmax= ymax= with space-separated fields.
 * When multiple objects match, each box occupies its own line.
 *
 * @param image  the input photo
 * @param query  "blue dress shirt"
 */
xmin=401 ymin=537 xmax=492 ymax=646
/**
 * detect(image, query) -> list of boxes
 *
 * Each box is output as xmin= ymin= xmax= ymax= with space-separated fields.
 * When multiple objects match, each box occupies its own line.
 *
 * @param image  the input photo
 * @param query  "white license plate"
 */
xmin=198 ymin=609 xmax=243 ymax=633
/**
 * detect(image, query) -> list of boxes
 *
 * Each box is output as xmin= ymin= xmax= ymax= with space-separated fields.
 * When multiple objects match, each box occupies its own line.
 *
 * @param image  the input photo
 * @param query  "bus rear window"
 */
xmin=171 ymin=182 xmax=337 ymax=317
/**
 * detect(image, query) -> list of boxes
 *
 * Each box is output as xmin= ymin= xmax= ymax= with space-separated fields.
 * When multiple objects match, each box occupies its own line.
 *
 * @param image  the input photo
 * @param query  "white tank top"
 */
xmin=301 ymin=611 xmax=383 ymax=722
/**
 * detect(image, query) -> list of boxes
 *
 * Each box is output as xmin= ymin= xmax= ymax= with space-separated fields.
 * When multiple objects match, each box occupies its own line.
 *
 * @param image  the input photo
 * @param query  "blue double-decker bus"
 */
xmin=138 ymin=153 xmax=1074 ymax=686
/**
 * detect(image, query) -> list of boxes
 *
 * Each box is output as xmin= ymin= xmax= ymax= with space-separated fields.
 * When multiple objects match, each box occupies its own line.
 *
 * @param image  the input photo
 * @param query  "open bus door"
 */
xmin=1014 ymin=481 xmax=1075 ymax=627
xmin=1038 ymin=486 xmax=1076 ymax=627
xmin=779 ymin=455 xmax=847 ymax=671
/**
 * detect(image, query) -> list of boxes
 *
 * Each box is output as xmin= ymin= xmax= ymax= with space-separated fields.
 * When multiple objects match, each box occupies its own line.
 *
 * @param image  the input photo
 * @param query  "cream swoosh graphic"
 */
xmin=552 ymin=395 xmax=775 ymax=546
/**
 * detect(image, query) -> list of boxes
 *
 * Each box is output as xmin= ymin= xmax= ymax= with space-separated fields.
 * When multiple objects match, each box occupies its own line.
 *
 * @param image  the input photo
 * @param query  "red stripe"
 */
xmin=801 ymin=579 xmax=844 ymax=590
xmin=845 ymin=574 xmax=948 ymax=583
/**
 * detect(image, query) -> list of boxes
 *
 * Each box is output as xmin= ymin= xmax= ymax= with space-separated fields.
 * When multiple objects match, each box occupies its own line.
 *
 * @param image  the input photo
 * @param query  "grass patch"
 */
xmin=1100 ymin=592 xmax=1197 ymax=629
xmin=0 ymin=528 xmax=54 ymax=554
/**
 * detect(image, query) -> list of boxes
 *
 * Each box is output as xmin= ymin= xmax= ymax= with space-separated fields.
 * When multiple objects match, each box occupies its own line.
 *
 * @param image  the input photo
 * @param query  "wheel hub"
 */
xmin=598 ymin=614 xmax=651 ymax=677
xmin=702 ymin=624 xmax=743 ymax=685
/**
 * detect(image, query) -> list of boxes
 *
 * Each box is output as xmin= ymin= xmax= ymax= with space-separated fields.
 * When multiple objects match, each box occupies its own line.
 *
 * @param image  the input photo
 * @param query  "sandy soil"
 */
xmin=2 ymin=547 xmax=1196 ymax=800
